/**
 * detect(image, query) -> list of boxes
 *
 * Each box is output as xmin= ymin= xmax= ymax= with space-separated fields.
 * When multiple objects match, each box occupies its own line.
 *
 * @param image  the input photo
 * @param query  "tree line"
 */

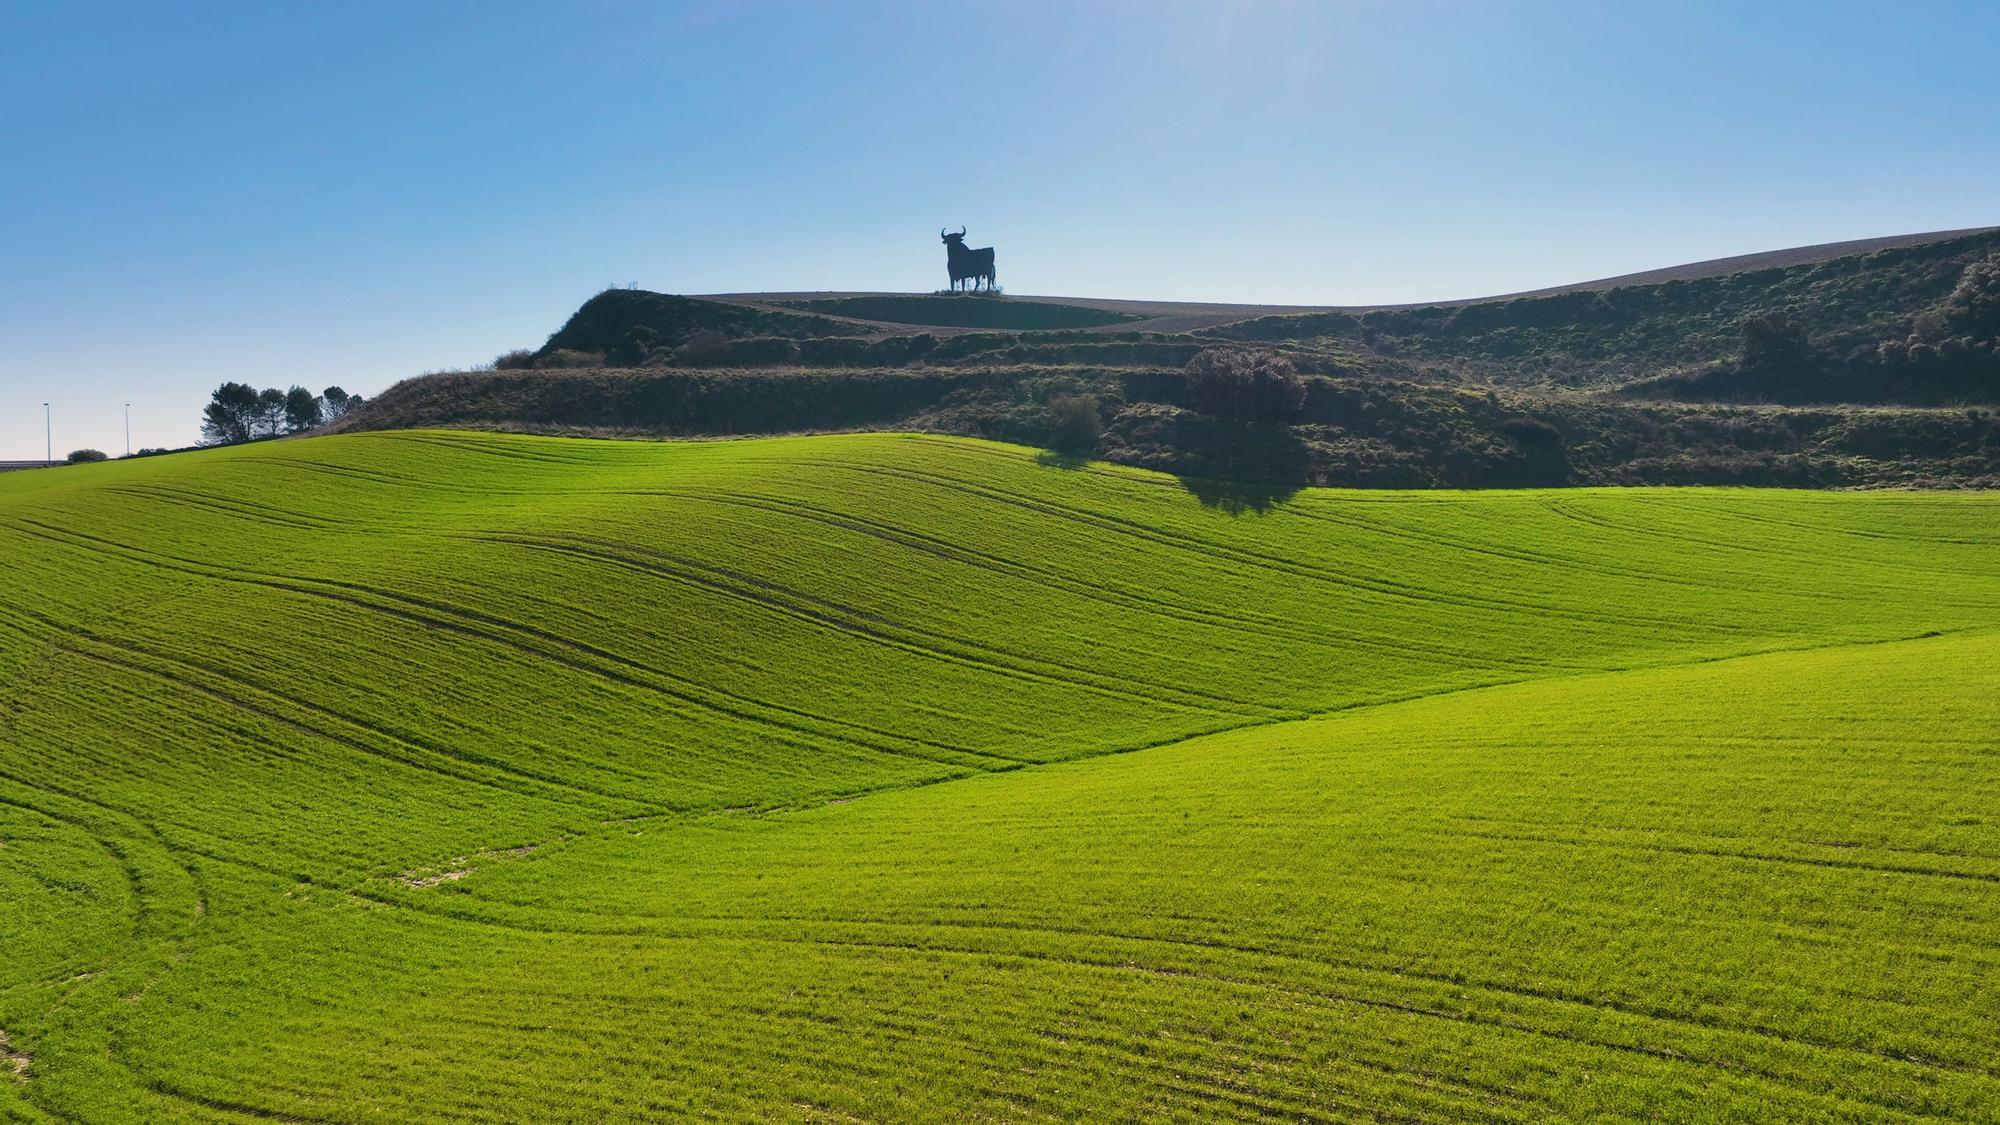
xmin=201 ymin=383 xmax=363 ymax=445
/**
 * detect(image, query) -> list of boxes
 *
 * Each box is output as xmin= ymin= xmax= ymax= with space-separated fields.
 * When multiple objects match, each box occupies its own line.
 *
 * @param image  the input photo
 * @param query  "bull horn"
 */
xmin=940 ymin=227 xmax=948 ymax=238
xmin=956 ymin=225 xmax=967 ymax=236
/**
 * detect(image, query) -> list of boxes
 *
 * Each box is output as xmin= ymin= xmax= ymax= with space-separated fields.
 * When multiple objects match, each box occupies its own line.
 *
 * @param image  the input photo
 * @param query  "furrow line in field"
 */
xmin=146 ymin=538 xmax=1029 ymax=768
xmin=1451 ymin=812 xmax=2000 ymax=868
xmin=1283 ymin=503 xmax=1964 ymax=603
xmin=1456 ymin=827 xmax=2000 ymax=885
xmin=483 ymin=531 xmax=1278 ymax=720
xmin=0 ymin=776 xmax=214 ymax=1122
xmin=0 ymin=789 xmax=149 ymax=979
xmin=762 ymin=931 xmax=1959 ymax=1122
xmin=1643 ymin=495 xmax=2000 ymax=549
xmin=4 ymin=515 xmax=1019 ymax=773
xmin=1535 ymin=496 xmax=1929 ymax=573
xmin=521 ymin=916 xmax=1949 ymax=1122
xmin=530 ymin=524 xmax=1269 ymax=709
xmin=0 ymin=590 xmax=634 ymax=807
xmin=394 ymin=431 xmax=625 ymax=466
xmin=399 ymin=628 xmax=1999 ymax=1080
xmin=342 ymin=878 xmax=1970 ymax=1118
xmin=52 ymin=637 xmax=618 ymax=808
xmin=227 ymin=455 xmax=534 ymax=496
xmin=0 ymin=766 xmax=209 ymax=958
xmin=500 ymin=904 xmax=1999 ymax=1085
xmin=441 ymin=1003 xmax=1423 ymax=1125
xmin=0 ymin=591 xmax=627 ymax=806
xmin=106 ymin=1060 xmax=339 ymax=1125
xmin=1263 ymin=503 xmax=1740 ymax=591
xmin=300 ymin=912 xmax=1512 ymax=1120
xmin=1007 ymin=1021 xmax=1525 ymax=1125
xmin=795 ymin=459 xmax=1751 ymax=635
xmin=628 ymin=488 xmax=1568 ymax=674
xmin=96 ymin=484 xmax=355 ymax=531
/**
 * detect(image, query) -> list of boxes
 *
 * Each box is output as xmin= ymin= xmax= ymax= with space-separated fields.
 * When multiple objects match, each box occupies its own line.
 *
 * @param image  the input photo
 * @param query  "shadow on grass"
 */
xmin=1174 ymin=474 xmax=1304 ymax=514
xmin=1173 ymin=422 xmax=1311 ymax=513
xmin=1034 ymin=449 xmax=1092 ymax=471
xmin=1036 ymin=424 xmax=1310 ymax=513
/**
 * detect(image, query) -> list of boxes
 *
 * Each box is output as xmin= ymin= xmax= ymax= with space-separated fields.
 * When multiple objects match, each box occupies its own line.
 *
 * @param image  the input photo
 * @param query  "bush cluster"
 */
xmin=1182 ymin=348 xmax=1306 ymax=421
xmin=1044 ymin=394 xmax=1103 ymax=454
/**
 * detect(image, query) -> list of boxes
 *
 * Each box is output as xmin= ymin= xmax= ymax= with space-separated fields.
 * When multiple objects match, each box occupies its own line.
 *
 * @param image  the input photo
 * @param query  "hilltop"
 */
xmin=3 ymin=429 xmax=1998 ymax=1120
xmin=335 ymin=227 xmax=2000 ymax=489
xmin=709 ymin=225 xmax=2000 ymax=328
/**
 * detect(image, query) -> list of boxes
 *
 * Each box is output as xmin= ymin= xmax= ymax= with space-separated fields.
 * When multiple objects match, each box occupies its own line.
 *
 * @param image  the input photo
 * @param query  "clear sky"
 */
xmin=3 ymin=1 xmax=1998 ymax=458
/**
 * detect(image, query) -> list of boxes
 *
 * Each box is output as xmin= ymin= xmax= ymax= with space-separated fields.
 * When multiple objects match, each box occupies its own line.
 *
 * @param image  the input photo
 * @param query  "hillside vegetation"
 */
xmin=3 ymin=430 xmax=1998 ymax=1121
xmin=1212 ymin=227 xmax=2000 ymax=391
xmin=337 ymin=229 xmax=2000 ymax=490
xmin=342 ymin=365 xmax=2000 ymax=489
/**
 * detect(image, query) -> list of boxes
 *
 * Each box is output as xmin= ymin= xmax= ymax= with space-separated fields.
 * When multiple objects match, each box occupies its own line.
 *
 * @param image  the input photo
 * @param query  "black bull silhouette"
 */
xmin=940 ymin=227 xmax=996 ymax=292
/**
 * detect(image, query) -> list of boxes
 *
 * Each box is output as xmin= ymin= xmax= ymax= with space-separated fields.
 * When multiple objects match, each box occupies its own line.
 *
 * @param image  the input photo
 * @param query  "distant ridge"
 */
xmin=1488 ymin=226 xmax=2000 ymax=302
xmin=703 ymin=226 xmax=1998 ymax=330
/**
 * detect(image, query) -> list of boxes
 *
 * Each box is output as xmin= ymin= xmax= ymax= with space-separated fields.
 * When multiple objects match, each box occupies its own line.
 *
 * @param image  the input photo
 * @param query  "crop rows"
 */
xmin=1 ymin=430 xmax=1996 ymax=1121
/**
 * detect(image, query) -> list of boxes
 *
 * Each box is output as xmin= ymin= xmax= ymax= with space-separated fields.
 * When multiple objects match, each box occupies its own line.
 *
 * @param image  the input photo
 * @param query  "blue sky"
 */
xmin=3 ymin=1 xmax=1997 ymax=457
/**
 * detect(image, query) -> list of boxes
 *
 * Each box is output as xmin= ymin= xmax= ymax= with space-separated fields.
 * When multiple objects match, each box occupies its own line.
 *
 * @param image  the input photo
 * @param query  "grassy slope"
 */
xmin=1 ymin=431 xmax=1996 ymax=1121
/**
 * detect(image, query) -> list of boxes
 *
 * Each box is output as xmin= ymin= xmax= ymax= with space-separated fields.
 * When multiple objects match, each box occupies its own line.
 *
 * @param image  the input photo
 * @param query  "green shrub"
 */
xmin=1741 ymin=315 xmax=1815 ymax=371
xmin=538 ymin=349 xmax=604 ymax=369
xmin=1045 ymin=394 xmax=1102 ymax=454
xmin=608 ymin=327 xmax=660 ymax=367
xmin=1498 ymin=416 xmax=1562 ymax=448
xmin=1924 ymin=252 xmax=2000 ymax=340
xmin=1183 ymin=348 xmax=1306 ymax=421
xmin=672 ymin=330 xmax=731 ymax=367
xmin=66 ymin=448 xmax=108 ymax=463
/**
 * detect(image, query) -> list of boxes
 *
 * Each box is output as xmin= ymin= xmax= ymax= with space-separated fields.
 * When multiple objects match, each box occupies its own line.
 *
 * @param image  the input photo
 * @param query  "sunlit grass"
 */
xmin=2 ymin=430 xmax=1996 ymax=1121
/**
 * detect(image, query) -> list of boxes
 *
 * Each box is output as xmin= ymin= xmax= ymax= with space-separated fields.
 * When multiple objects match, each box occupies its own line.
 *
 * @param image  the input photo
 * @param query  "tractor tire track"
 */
xmin=618 ymin=487 xmax=1570 ymax=674
xmin=794 ymin=458 xmax=1751 ymax=636
xmin=3 ymin=515 xmax=1021 ymax=774
xmin=479 ymin=531 xmax=1281 ymax=720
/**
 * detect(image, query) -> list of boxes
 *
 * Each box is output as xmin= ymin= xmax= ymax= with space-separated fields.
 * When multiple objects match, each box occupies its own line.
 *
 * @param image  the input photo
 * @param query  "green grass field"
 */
xmin=2 ymin=430 xmax=1996 ymax=1122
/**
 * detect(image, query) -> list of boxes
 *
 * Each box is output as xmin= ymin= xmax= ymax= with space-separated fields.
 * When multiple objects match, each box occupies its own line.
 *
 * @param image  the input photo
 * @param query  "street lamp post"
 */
xmin=43 ymin=403 xmax=50 ymax=465
xmin=125 ymin=403 xmax=131 ymax=457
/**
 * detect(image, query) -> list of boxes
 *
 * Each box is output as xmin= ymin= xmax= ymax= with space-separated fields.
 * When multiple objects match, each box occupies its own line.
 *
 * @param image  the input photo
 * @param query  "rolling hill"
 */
xmin=709 ymin=225 xmax=2000 ymax=332
xmin=342 ymin=228 xmax=2000 ymax=491
xmin=514 ymin=227 xmax=2000 ymax=361
xmin=3 ymin=429 xmax=1998 ymax=1121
